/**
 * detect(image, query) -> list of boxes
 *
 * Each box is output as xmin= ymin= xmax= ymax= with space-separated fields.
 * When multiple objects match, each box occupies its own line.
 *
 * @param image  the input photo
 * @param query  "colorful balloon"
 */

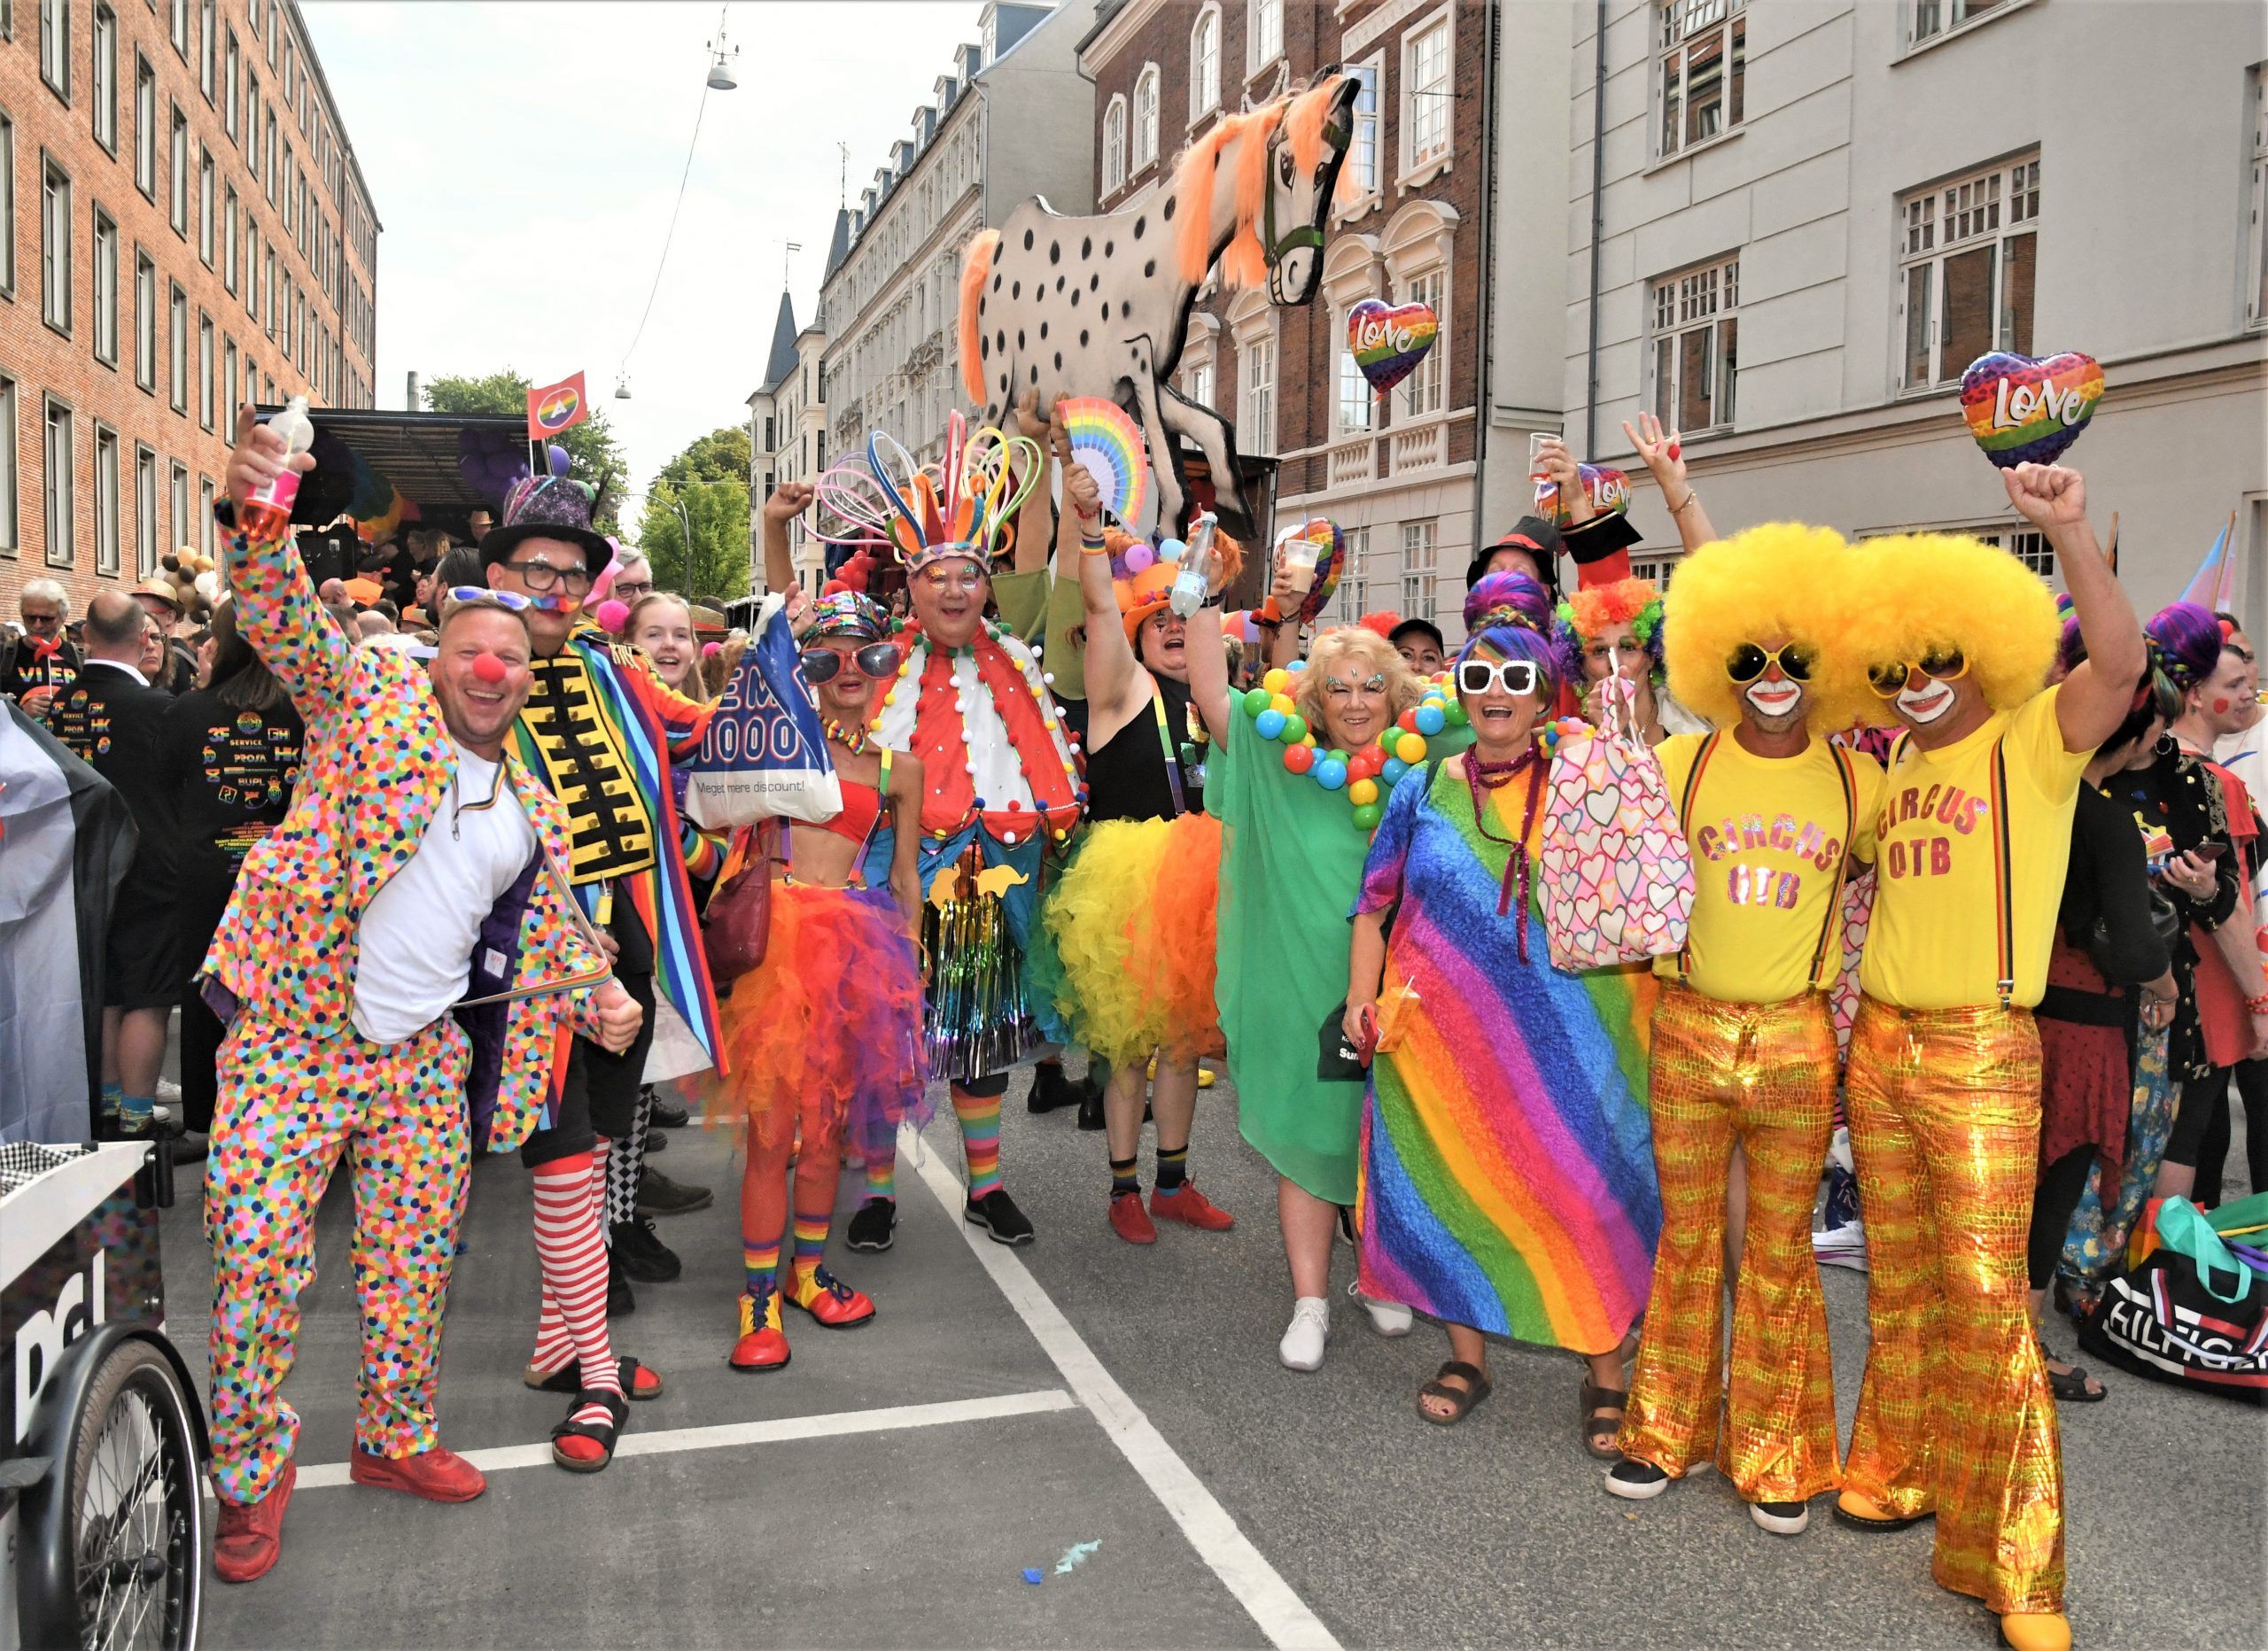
xmin=1960 ymin=350 xmax=2103 ymax=469
xmin=1347 ymin=298 xmax=1440 ymax=397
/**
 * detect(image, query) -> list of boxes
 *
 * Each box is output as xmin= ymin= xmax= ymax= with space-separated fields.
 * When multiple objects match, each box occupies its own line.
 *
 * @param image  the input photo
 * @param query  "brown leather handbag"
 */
xmin=703 ymin=822 xmax=777 ymax=981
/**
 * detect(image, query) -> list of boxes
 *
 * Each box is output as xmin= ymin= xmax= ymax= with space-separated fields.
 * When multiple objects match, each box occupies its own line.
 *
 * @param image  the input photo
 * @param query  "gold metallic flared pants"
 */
xmin=1619 ymin=984 xmax=1840 ymax=1503
xmin=1844 ymin=996 xmax=2064 ymax=1616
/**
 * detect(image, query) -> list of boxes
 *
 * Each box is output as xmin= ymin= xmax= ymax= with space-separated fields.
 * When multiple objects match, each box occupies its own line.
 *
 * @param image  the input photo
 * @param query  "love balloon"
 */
xmin=1348 ymin=299 xmax=1439 ymax=396
xmin=1534 ymin=464 xmax=1631 ymax=528
xmin=1960 ymin=351 xmax=2103 ymax=469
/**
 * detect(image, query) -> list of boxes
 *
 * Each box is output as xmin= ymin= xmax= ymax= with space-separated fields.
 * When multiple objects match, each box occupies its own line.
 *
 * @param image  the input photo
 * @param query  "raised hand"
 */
xmin=1621 ymin=411 xmax=1687 ymax=489
xmin=2002 ymin=462 xmax=2089 ymax=533
xmin=225 ymin=404 xmax=313 ymax=508
xmin=764 ymin=478 xmax=816 ymax=523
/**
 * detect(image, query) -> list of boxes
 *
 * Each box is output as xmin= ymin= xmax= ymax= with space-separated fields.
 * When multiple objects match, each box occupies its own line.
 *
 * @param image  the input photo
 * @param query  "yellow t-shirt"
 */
xmin=1858 ymin=685 xmax=2090 ymax=1011
xmin=1654 ymin=733 xmax=1884 ymax=1004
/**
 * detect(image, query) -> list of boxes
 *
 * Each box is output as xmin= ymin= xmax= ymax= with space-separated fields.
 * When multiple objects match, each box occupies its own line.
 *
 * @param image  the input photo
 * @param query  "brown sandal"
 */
xmin=1581 ymin=1378 xmax=1628 ymax=1459
xmin=1418 ymin=1360 xmax=1493 ymax=1426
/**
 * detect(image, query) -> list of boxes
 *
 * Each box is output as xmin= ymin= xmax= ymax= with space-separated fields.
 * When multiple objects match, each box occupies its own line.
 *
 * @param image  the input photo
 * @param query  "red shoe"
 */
xmin=729 ymin=1288 xmax=791 ymax=1371
xmin=1109 ymin=1191 xmax=1158 ymax=1244
xmin=1151 ymin=1181 xmax=1234 ymax=1231
xmin=214 ymin=1461 xmax=295 ymax=1584
xmin=347 ymin=1446 xmax=487 ymax=1503
xmin=787 ymin=1265 xmax=877 ymax=1328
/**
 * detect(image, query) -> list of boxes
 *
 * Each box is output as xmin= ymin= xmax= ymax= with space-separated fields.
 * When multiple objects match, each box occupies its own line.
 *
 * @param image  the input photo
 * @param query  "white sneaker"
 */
xmin=1347 ymin=1276 xmax=1413 ymax=1337
xmin=1278 ymin=1297 xmax=1330 ymax=1371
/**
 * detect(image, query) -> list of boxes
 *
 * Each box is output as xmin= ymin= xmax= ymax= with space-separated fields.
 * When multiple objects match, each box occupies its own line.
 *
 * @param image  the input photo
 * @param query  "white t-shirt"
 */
xmin=351 ymin=742 xmax=539 ymax=1047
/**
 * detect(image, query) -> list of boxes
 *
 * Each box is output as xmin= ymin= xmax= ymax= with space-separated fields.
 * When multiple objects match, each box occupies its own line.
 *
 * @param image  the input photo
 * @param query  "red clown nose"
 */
xmin=470 ymin=654 xmax=509 ymax=685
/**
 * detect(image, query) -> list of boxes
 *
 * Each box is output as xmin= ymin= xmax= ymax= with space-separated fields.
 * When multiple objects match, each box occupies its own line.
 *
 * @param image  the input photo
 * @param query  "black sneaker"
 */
xmin=1604 ymin=1459 xmax=1671 ymax=1500
xmin=1750 ymin=1499 xmax=1810 ymax=1536
xmin=965 ymin=1188 xmax=1036 ymax=1246
xmin=610 ymin=1218 xmax=683 ymax=1283
xmin=649 ymin=1090 xmax=691 ymax=1129
xmin=635 ymin=1167 xmax=713 ymax=1217
xmin=1028 ymin=1061 xmax=1079 ymax=1115
xmin=844 ymin=1198 xmax=897 ymax=1252
xmin=606 ymin=1249 xmax=637 ymax=1316
xmin=643 ymin=1126 xmax=669 ymax=1154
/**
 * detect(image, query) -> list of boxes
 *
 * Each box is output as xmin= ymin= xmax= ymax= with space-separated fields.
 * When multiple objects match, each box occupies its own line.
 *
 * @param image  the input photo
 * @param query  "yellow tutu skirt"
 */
xmin=1039 ymin=812 xmax=1224 ymax=1066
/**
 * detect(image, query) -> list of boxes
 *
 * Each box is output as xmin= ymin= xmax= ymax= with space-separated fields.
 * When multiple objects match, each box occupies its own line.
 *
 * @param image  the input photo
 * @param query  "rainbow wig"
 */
xmin=2145 ymin=601 xmax=2225 ymax=693
xmin=1460 ymin=570 xmax=1561 ymax=699
xmin=1841 ymin=533 xmax=2060 ymax=726
xmin=1661 ymin=523 xmax=1865 ymax=733
xmin=1552 ymin=577 xmax=1665 ymax=691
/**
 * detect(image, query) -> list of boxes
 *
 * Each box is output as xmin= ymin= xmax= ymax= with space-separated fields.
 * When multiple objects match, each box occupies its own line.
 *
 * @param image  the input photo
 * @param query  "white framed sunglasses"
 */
xmin=1457 ymin=657 xmax=1542 ymax=697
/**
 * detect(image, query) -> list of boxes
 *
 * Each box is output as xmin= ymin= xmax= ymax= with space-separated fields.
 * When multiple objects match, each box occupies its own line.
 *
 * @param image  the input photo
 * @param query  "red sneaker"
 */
xmin=1109 ymin=1192 xmax=1158 ymax=1244
xmin=787 ymin=1266 xmax=876 ymax=1329
xmin=729 ymin=1288 xmax=791 ymax=1372
xmin=1151 ymin=1182 xmax=1234 ymax=1231
xmin=213 ymin=1461 xmax=295 ymax=1584
xmin=347 ymin=1446 xmax=486 ymax=1503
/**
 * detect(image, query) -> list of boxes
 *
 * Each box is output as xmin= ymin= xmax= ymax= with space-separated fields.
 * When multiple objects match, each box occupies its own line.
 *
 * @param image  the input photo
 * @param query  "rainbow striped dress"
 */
xmin=1354 ymin=758 xmax=1660 ymax=1355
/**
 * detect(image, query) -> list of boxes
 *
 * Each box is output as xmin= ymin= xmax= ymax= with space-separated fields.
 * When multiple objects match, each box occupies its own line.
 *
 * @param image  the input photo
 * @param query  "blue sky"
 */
xmin=302 ymin=1 xmax=990 ymax=522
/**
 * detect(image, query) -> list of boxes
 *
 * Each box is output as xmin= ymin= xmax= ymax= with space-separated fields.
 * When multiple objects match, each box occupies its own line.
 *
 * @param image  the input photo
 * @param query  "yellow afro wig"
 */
xmin=1663 ymin=523 xmax=1867 ymax=733
xmin=1841 ymin=533 xmax=2060 ymax=727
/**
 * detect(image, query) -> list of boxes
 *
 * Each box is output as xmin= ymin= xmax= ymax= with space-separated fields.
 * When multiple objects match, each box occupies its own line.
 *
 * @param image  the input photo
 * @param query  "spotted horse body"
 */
xmin=959 ymin=73 xmax=1357 ymax=544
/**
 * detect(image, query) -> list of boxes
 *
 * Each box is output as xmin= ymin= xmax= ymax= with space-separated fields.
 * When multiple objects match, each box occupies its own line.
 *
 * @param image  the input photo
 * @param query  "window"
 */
xmin=1911 ymin=0 xmax=2004 ymax=46
xmin=1657 ymin=0 xmax=1745 ymax=159
xmin=198 ymin=147 xmax=214 ymax=265
xmin=135 ymin=53 xmax=155 ymax=193
xmin=198 ymin=476 xmax=214 ymax=554
xmin=93 ymin=5 xmax=117 ymax=148
xmin=1133 ymin=66 xmax=1159 ymax=173
xmin=1102 ymin=97 xmax=1126 ymax=195
xmin=1899 ymin=154 xmax=2038 ymax=389
xmin=40 ymin=0 xmax=69 ymax=95
xmin=1399 ymin=268 xmax=1445 ymax=417
xmin=170 ymin=105 xmax=188 ymax=232
xmin=1345 ymin=58 xmax=1381 ymax=198
xmin=224 ymin=185 xmax=237 ymax=291
xmin=1341 ymin=526 xmax=1371 ymax=620
xmin=199 ymin=0 xmax=214 ymax=100
xmin=1651 ymin=253 xmax=1739 ymax=430
xmin=1190 ymin=5 xmax=1220 ymax=120
xmin=1337 ymin=309 xmax=1374 ymax=432
xmin=41 ymin=157 xmax=71 ymax=333
xmin=242 ymin=220 xmax=256 ymax=314
xmin=1240 ymin=332 xmax=1277 ymax=456
xmin=94 ymin=426 xmax=120 ymax=574
xmin=168 ymin=461 xmax=187 ymax=553
xmin=1401 ymin=521 xmax=1438 ymax=617
xmin=168 ymin=281 xmax=187 ymax=408
xmin=135 ymin=250 xmax=155 ymax=386
xmin=0 ymin=377 xmax=16 ymax=554
xmin=170 ymin=0 xmax=185 ymax=58
xmin=2249 ymin=66 xmax=2267 ymax=329
xmin=1184 ymin=357 xmax=1214 ymax=408
xmin=1403 ymin=15 xmax=1452 ymax=174
xmin=262 ymin=108 xmax=274 ymax=198
xmin=1629 ymin=547 xmax=1685 ymax=586
xmin=198 ymin=312 xmax=214 ymax=429
xmin=1248 ymin=0 xmax=1282 ymax=74
xmin=0 ymin=112 xmax=13 ymax=297
xmin=224 ymin=28 xmax=237 ymax=136
xmin=245 ymin=80 xmax=258 ymax=168
xmin=135 ymin=445 xmax=157 ymax=576
xmin=93 ymin=207 xmax=118 ymax=363
xmin=43 ymin=397 xmax=74 ymax=567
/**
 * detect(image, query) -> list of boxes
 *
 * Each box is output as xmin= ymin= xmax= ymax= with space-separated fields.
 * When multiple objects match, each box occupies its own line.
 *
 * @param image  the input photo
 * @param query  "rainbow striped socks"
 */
xmin=954 ymin=1090 xmax=1004 ymax=1199
xmin=743 ymin=1237 xmax=781 ymax=1301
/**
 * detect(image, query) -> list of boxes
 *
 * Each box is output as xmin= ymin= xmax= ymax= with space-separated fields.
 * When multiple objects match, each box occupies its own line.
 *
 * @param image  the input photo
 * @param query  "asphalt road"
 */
xmin=161 ymin=1062 xmax=2266 ymax=1649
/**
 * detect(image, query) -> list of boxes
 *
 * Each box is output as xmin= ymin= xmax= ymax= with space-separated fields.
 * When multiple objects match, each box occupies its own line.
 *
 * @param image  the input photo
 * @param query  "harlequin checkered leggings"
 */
xmin=204 ymin=1012 xmax=468 ymax=1507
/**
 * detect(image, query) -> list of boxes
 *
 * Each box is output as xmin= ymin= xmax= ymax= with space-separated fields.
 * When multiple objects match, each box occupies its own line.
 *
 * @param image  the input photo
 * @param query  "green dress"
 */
xmin=1212 ymin=701 xmax=1467 ymax=1204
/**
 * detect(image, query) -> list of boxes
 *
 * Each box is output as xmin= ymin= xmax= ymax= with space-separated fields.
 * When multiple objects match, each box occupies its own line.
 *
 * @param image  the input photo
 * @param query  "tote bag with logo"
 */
xmin=682 ymin=594 xmax=842 ymax=828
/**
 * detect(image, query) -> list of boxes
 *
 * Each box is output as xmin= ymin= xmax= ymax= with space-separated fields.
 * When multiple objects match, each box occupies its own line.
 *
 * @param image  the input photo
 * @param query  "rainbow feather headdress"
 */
xmin=812 ymin=410 xmax=1043 ymax=577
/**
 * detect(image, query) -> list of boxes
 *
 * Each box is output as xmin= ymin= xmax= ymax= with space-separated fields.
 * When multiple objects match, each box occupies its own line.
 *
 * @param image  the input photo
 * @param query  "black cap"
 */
xmin=1464 ymin=515 xmax=1565 ymax=592
xmin=1387 ymin=616 xmax=1445 ymax=654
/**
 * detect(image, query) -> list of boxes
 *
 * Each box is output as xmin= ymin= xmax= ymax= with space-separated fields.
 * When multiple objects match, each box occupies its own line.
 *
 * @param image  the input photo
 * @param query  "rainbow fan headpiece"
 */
xmin=811 ymin=410 xmax=1043 ymax=577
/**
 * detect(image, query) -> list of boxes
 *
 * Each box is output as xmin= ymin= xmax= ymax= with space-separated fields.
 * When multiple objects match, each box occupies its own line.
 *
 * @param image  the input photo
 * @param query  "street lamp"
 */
xmin=674 ymin=496 xmax=696 ymax=604
xmin=705 ymin=19 xmax=739 ymax=91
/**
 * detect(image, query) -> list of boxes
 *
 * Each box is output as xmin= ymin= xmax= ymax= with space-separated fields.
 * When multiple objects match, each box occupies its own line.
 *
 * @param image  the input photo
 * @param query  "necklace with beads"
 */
xmin=821 ymin=716 xmax=870 ymax=756
xmin=1238 ymin=666 xmax=1464 ymax=830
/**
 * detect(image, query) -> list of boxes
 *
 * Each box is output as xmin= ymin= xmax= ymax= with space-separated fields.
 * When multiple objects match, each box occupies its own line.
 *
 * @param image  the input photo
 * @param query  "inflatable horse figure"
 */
xmin=959 ymin=72 xmax=1357 ymax=542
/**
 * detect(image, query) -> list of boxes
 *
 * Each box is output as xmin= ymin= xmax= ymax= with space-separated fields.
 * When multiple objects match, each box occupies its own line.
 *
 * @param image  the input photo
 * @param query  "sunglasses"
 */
xmin=447 ymin=585 xmax=532 ymax=611
xmin=1867 ymin=647 xmax=1969 ymax=699
xmin=1458 ymin=658 xmax=1542 ymax=697
xmin=800 ymin=642 xmax=899 ymax=684
xmin=1726 ymin=642 xmax=1814 ymax=685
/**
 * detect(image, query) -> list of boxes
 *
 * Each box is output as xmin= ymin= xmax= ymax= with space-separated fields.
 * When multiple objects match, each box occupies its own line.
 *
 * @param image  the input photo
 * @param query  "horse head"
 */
xmin=1262 ymin=71 xmax=1359 ymax=306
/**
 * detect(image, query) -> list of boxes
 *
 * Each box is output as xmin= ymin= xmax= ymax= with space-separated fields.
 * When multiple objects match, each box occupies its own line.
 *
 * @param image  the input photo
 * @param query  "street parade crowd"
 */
xmin=3 ymin=383 xmax=2264 ymax=1651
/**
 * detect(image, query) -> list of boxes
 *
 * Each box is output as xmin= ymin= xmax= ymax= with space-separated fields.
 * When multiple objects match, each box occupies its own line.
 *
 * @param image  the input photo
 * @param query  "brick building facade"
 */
xmin=3 ymin=0 xmax=378 ymax=616
xmin=1076 ymin=0 xmax=1506 ymax=632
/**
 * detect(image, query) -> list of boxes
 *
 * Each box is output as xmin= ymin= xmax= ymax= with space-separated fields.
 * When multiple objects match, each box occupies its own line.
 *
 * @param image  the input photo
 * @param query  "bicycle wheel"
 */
xmin=64 ymin=1338 xmax=204 ymax=1651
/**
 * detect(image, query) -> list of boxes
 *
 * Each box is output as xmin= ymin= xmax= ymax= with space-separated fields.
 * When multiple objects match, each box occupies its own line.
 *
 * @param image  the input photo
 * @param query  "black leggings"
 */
xmin=2028 ymin=1146 xmax=2099 ymax=1291
xmin=2165 ymin=1058 xmax=2268 ymax=1206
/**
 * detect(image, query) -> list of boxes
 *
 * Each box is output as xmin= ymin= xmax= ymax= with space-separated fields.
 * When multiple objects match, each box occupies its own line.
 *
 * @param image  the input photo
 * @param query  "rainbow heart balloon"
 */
xmin=1348 ymin=299 xmax=1439 ymax=396
xmin=1534 ymin=463 xmax=1630 ymax=528
xmin=1959 ymin=351 xmax=2103 ymax=469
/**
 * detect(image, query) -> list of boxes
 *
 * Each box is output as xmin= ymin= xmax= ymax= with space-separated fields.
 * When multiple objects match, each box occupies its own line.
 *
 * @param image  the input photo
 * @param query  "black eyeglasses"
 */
xmin=501 ymin=558 xmax=594 ymax=595
xmin=1457 ymin=658 xmax=1541 ymax=697
xmin=800 ymin=642 xmax=899 ymax=684
xmin=1867 ymin=647 xmax=1969 ymax=699
xmin=1726 ymin=642 xmax=1815 ymax=685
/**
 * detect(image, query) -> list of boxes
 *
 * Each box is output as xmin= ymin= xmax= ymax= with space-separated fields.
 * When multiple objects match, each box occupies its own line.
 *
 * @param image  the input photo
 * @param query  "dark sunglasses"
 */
xmin=448 ymin=585 xmax=531 ymax=611
xmin=1726 ymin=641 xmax=1814 ymax=684
xmin=1867 ymin=647 xmax=1970 ymax=699
xmin=800 ymin=642 xmax=899 ymax=684
xmin=1457 ymin=658 xmax=1541 ymax=697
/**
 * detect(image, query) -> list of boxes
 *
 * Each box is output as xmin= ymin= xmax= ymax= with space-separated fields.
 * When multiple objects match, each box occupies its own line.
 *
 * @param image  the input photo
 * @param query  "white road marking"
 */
xmin=915 ymin=1147 xmax=1340 ymax=1651
xmin=218 ymin=1389 xmax=1079 ymax=1492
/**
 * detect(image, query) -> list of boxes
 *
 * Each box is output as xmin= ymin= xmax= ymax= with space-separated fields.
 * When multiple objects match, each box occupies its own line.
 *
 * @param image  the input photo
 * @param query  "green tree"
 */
xmin=655 ymin=425 xmax=752 ymax=491
xmin=422 ymin=368 xmax=631 ymax=527
xmin=638 ymin=477 xmax=751 ymax=606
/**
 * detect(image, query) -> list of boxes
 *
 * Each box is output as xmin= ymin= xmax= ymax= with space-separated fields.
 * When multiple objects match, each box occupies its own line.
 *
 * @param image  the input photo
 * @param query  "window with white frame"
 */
xmin=41 ymin=0 xmax=69 ymax=95
xmin=198 ymin=311 xmax=214 ymax=430
xmin=225 ymin=28 xmax=237 ymax=136
xmin=171 ymin=0 xmax=187 ymax=58
xmin=223 ymin=336 xmax=237 ymax=423
xmin=1402 ymin=14 xmax=1451 ymax=176
xmin=135 ymin=444 xmax=157 ymax=576
xmin=1345 ymin=58 xmax=1381 ymax=200
xmin=1190 ymin=5 xmax=1220 ymax=121
xmin=1911 ymin=0 xmax=2006 ymax=46
xmin=1337 ymin=306 xmax=1375 ymax=433
xmin=136 ymin=250 xmax=156 ymax=388
xmin=1342 ymin=527 xmax=1371 ymax=621
xmin=1628 ymin=548 xmax=1684 ymax=586
xmin=168 ymin=461 xmax=187 ymax=550
xmin=1401 ymin=520 xmax=1438 ymax=617
xmin=0 ymin=112 xmax=11 ymax=299
xmin=1102 ymin=97 xmax=1126 ymax=196
xmin=198 ymin=147 xmax=214 ymax=265
xmin=93 ymin=206 xmax=118 ymax=364
xmin=1184 ymin=354 xmax=1215 ymax=409
xmin=1239 ymin=329 xmax=1277 ymax=457
xmin=1249 ymin=0 xmax=1282 ymax=75
xmin=0 ymin=377 xmax=16 ymax=554
xmin=94 ymin=426 xmax=120 ymax=575
xmin=1899 ymin=153 xmax=2038 ymax=390
xmin=135 ymin=55 xmax=155 ymax=194
xmin=1398 ymin=268 xmax=1445 ymax=417
xmin=168 ymin=282 xmax=187 ymax=408
xmin=41 ymin=157 xmax=71 ymax=333
xmin=198 ymin=0 xmax=214 ymax=99
xmin=1651 ymin=253 xmax=1738 ymax=432
xmin=198 ymin=476 xmax=214 ymax=554
xmin=1657 ymin=0 xmax=1744 ymax=159
xmin=224 ymin=185 xmax=237 ymax=291
xmin=93 ymin=5 xmax=117 ymax=149
xmin=2248 ymin=65 xmax=2266 ymax=329
xmin=1133 ymin=65 xmax=1159 ymax=173
xmin=169 ymin=105 xmax=187 ymax=232
xmin=43 ymin=397 xmax=74 ymax=567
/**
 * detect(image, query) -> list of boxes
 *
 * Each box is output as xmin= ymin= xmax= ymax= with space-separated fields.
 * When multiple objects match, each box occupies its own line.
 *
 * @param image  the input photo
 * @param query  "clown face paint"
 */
xmin=1895 ymin=676 xmax=1959 ymax=725
xmin=1743 ymin=675 xmax=1806 ymax=726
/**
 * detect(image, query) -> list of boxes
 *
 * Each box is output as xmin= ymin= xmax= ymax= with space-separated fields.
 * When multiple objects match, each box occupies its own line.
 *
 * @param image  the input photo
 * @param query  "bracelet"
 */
xmin=1079 ymin=531 xmax=1108 ymax=556
xmin=2247 ymin=991 xmax=2268 ymax=1016
xmin=1669 ymin=489 xmax=1697 ymax=515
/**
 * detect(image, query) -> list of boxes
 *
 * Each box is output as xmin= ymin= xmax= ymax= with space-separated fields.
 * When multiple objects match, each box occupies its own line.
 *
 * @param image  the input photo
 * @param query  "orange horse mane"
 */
xmin=1171 ymin=74 xmax=1348 ymax=291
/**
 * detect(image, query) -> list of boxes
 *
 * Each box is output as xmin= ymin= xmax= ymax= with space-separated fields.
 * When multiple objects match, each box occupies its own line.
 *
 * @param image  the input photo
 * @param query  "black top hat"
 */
xmin=478 ymin=474 xmax=612 ymax=570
